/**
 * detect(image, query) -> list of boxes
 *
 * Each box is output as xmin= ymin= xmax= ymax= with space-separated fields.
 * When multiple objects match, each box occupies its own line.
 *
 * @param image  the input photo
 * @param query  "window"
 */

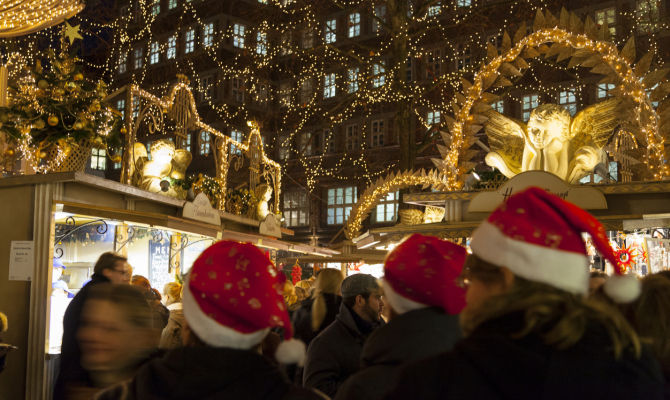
xmin=374 ymin=191 xmax=398 ymax=223
xmin=230 ymin=129 xmax=243 ymax=155
xmin=284 ymin=191 xmax=309 ymax=227
xmin=199 ymin=75 xmax=217 ymax=101
xmin=300 ymin=79 xmax=313 ymax=103
xmin=301 ymin=29 xmax=314 ymax=49
xmin=90 ymin=148 xmax=106 ymax=171
xmin=281 ymin=33 xmax=292 ymax=55
xmin=492 ymin=100 xmax=504 ymax=114
xmin=149 ymin=42 xmax=160 ymax=65
xmin=168 ymin=0 xmax=177 ymax=10
xmin=456 ymin=43 xmax=471 ymax=71
xmin=258 ymin=0 xmax=267 ymax=3
xmin=427 ymin=2 xmax=441 ymax=16
xmin=133 ymin=47 xmax=143 ymax=69
xmin=232 ymin=77 xmax=244 ymax=103
xmin=256 ymin=31 xmax=267 ymax=55
xmin=167 ymin=35 xmax=176 ymax=59
xmin=132 ymin=97 xmax=140 ymax=119
xmin=199 ymin=131 xmax=211 ymax=155
xmin=427 ymin=111 xmax=441 ymax=126
xmin=522 ymin=94 xmax=539 ymax=121
xmin=178 ymin=133 xmax=192 ymax=151
xmin=327 ymin=187 xmax=357 ymax=225
xmin=278 ymin=136 xmax=290 ymax=160
xmin=405 ymin=57 xmax=413 ymax=81
xmin=371 ymin=119 xmax=385 ymax=147
xmin=203 ymin=23 xmax=214 ymax=47
xmin=233 ymin=23 xmax=245 ymax=48
xmin=345 ymin=124 xmax=359 ymax=150
xmin=373 ymin=4 xmax=386 ymax=33
xmin=280 ymin=83 xmax=292 ymax=107
xmin=116 ymin=99 xmax=126 ymax=119
xmin=347 ymin=67 xmax=359 ymax=93
xmin=348 ymin=12 xmax=361 ymax=38
xmin=299 ymin=132 xmax=314 ymax=155
xmin=325 ymin=19 xmax=337 ymax=44
xmin=456 ymin=0 xmax=471 ymax=7
xmin=113 ymin=150 xmax=123 ymax=169
xmin=146 ymin=140 xmax=153 ymax=160
xmin=597 ymin=83 xmax=615 ymax=99
xmin=558 ymin=90 xmax=577 ymax=116
xmin=324 ymin=73 xmax=336 ymax=99
xmin=372 ymin=62 xmax=385 ymax=87
xmin=151 ymin=0 xmax=160 ymax=16
xmin=185 ymin=29 xmax=195 ymax=54
xmin=426 ymin=49 xmax=441 ymax=78
xmin=118 ymin=51 xmax=127 ymax=74
xmin=636 ymin=0 xmax=661 ymax=34
xmin=595 ymin=7 xmax=616 ymax=36
xmin=255 ymin=83 xmax=268 ymax=105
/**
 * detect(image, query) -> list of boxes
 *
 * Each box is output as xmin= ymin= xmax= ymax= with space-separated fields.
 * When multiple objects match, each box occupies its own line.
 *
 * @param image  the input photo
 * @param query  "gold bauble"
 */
xmin=120 ymin=127 xmax=127 ymax=134
xmin=73 ymin=72 xmax=84 ymax=81
xmin=93 ymin=136 xmax=103 ymax=145
xmin=53 ymin=88 xmax=65 ymax=97
xmin=73 ymin=122 xmax=83 ymax=130
xmin=37 ymin=80 xmax=49 ymax=89
xmin=65 ymin=81 xmax=77 ymax=91
xmin=34 ymin=119 xmax=45 ymax=129
xmin=5 ymin=149 xmax=14 ymax=156
xmin=39 ymin=151 xmax=47 ymax=159
xmin=48 ymin=115 xmax=59 ymax=126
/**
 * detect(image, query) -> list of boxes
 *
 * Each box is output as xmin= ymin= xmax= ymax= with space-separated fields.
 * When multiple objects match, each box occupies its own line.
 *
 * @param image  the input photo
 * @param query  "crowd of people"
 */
xmin=23 ymin=187 xmax=670 ymax=398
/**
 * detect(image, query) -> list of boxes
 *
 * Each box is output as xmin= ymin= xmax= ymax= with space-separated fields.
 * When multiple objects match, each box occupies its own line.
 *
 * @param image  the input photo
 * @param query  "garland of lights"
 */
xmin=0 ymin=0 xmax=84 ymax=37
xmin=438 ymin=8 xmax=670 ymax=189
xmin=344 ymin=168 xmax=451 ymax=240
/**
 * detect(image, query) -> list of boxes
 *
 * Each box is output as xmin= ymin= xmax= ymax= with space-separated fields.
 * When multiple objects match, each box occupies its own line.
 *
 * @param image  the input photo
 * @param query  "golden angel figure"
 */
xmin=484 ymin=98 xmax=622 ymax=183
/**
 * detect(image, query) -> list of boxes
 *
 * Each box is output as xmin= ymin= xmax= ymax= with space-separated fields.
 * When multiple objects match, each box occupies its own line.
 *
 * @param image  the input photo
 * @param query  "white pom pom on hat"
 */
xmin=275 ymin=338 xmax=306 ymax=366
xmin=604 ymin=273 xmax=641 ymax=304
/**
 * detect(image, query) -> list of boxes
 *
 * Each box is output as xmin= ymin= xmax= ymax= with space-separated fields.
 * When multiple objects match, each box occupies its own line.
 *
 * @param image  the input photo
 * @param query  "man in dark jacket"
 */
xmin=96 ymin=241 xmax=324 ymax=400
xmin=53 ymin=252 xmax=131 ymax=400
xmin=303 ymin=273 xmax=383 ymax=398
xmin=336 ymin=234 xmax=466 ymax=400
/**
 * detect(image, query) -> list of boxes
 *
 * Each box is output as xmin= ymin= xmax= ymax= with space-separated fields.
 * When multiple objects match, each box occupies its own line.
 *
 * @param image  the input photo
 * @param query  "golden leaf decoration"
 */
xmin=533 ymin=10 xmax=545 ymax=32
xmin=635 ymin=52 xmax=654 ymax=77
xmin=620 ymin=37 xmax=636 ymax=64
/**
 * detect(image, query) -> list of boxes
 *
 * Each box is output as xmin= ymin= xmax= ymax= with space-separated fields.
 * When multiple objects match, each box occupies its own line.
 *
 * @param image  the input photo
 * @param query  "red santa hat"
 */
xmin=183 ymin=240 xmax=305 ymax=364
xmin=383 ymin=234 xmax=467 ymax=315
xmin=470 ymin=187 xmax=639 ymax=302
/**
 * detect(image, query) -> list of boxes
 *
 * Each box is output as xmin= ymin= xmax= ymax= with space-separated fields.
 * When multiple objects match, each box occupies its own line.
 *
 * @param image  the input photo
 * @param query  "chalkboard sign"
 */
xmin=149 ymin=236 xmax=171 ymax=291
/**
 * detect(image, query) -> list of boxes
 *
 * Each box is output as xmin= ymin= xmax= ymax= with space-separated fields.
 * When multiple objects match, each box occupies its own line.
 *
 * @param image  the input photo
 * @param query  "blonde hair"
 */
xmin=461 ymin=255 xmax=641 ymax=359
xmin=311 ymin=269 xmax=344 ymax=331
xmin=164 ymin=282 xmax=182 ymax=303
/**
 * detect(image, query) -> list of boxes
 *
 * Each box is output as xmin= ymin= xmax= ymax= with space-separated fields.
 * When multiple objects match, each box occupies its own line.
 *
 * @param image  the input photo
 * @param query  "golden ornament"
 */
xmin=37 ymin=80 xmax=49 ymax=89
xmin=74 ymin=121 xmax=84 ymax=130
xmin=74 ymin=72 xmax=84 ymax=81
xmin=89 ymin=102 xmax=101 ymax=113
xmin=110 ymin=154 xmax=122 ymax=163
xmin=5 ymin=149 xmax=14 ymax=156
xmin=66 ymin=81 xmax=77 ymax=91
xmin=34 ymin=119 xmax=45 ymax=129
xmin=39 ymin=151 xmax=47 ymax=159
xmin=53 ymin=88 xmax=65 ymax=97
xmin=48 ymin=115 xmax=59 ymax=126
xmin=64 ymin=22 xmax=83 ymax=45
xmin=120 ymin=127 xmax=127 ymax=134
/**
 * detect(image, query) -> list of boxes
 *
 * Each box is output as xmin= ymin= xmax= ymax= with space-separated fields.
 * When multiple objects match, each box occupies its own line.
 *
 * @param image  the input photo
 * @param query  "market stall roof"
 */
xmin=220 ymin=230 xmax=338 ymax=258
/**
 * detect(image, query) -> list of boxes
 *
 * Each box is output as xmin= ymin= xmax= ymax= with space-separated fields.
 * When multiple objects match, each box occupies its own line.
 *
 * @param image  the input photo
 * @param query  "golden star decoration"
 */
xmin=64 ymin=22 xmax=83 ymax=45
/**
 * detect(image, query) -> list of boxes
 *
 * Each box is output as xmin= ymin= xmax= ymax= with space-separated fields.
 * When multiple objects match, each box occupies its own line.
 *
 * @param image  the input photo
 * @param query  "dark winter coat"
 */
xmin=159 ymin=304 xmax=184 ymax=349
xmin=336 ymin=307 xmax=462 ymax=400
xmin=94 ymin=346 xmax=326 ymax=400
xmin=54 ymin=273 xmax=110 ymax=400
xmin=292 ymin=293 xmax=342 ymax=347
xmin=383 ymin=311 xmax=665 ymax=400
xmin=303 ymin=302 xmax=381 ymax=398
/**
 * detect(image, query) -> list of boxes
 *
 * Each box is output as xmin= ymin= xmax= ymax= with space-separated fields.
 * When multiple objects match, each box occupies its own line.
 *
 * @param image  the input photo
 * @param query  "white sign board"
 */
xmin=9 ymin=240 xmax=34 ymax=281
xmin=468 ymin=171 xmax=607 ymax=212
xmin=182 ymin=193 xmax=221 ymax=226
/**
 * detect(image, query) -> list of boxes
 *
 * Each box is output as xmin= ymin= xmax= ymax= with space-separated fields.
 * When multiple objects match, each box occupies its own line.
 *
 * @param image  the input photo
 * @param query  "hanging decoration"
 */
xmin=615 ymin=245 xmax=638 ymax=272
xmin=0 ymin=0 xmax=84 ymax=38
xmin=291 ymin=262 xmax=302 ymax=285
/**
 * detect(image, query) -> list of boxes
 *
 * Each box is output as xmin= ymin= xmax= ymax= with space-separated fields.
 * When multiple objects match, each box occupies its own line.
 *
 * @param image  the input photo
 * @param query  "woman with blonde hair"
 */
xmin=291 ymin=269 xmax=344 ymax=347
xmin=160 ymin=281 xmax=185 ymax=349
xmin=386 ymin=188 xmax=663 ymax=399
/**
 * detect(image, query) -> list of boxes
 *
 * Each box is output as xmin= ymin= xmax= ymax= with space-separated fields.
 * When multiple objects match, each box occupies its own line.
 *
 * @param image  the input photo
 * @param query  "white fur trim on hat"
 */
xmin=182 ymin=282 xmax=268 ymax=349
xmin=381 ymin=278 xmax=427 ymax=315
xmin=604 ymin=274 xmax=641 ymax=303
xmin=471 ymin=221 xmax=590 ymax=295
xmin=275 ymin=339 xmax=306 ymax=366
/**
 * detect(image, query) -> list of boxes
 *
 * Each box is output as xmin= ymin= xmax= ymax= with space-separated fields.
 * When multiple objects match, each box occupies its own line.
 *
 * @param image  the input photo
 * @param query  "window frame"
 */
xmin=326 ymin=186 xmax=358 ymax=225
xmin=325 ymin=18 xmax=337 ymax=44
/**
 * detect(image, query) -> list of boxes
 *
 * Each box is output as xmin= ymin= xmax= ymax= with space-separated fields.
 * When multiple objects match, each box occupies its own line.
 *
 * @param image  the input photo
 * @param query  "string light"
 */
xmin=0 ymin=0 xmax=84 ymax=37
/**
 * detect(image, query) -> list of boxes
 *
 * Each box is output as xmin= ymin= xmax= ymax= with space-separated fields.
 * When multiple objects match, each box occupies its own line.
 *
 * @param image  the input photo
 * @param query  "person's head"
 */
xmin=94 ymin=252 xmax=132 ymax=284
xmin=382 ymin=233 xmax=467 ymax=320
xmin=295 ymin=286 xmax=307 ymax=302
xmin=77 ymin=284 xmax=156 ymax=378
xmin=623 ymin=274 xmax=670 ymax=376
xmin=283 ymin=281 xmax=298 ymax=307
xmin=589 ymin=270 xmax=608 ymax=294
xmin=182 ymin=241 xmax=304 ymax=365
xmin=310 ymin=269 xmax=345 ymax=331
xmin=163 ymin=281 xmax=182 ymax=305
xmin=341 ymin=274 xmax=383 ymax=323
xmin=131 ymin=275 xmax=152 ymax=292
xmin=295 ymin=280 xmax=313 ymax=298
xmin=463 ymin=187 xmax=641 ymax=357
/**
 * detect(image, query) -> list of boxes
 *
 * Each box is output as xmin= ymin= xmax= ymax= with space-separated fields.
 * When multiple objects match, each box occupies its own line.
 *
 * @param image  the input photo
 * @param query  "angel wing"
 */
xmin=483 ymin=109 xmax=526 ymax=177
xmin=569 ymin=98 xmax=622 ymax=151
